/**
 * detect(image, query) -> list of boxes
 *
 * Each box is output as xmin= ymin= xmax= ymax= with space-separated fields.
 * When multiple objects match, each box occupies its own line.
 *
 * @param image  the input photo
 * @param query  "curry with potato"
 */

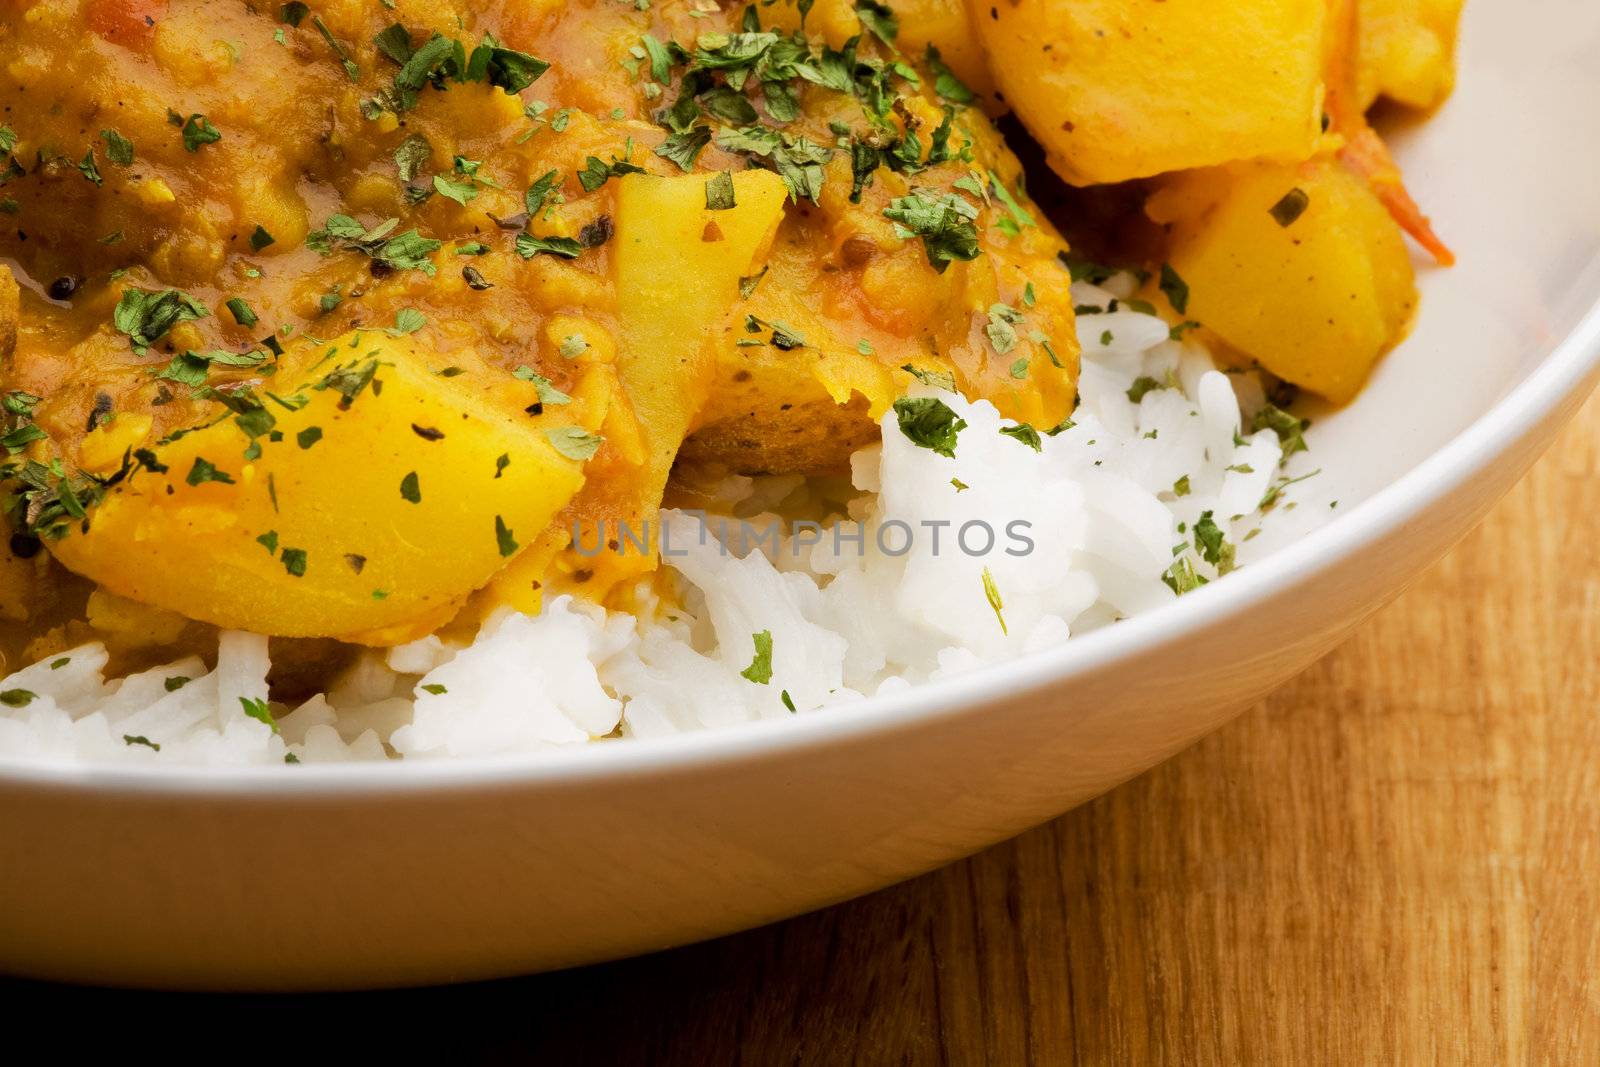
xmin=0 ymin=0 xmax=1460 ymax=678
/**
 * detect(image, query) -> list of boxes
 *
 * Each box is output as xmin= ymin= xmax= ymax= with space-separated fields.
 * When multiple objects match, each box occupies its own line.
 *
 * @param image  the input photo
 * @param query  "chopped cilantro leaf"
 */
xmin=893 ymin=396 xmax=965 ymax=458
xmin=740 ymin=630 xmax=774 ymax=684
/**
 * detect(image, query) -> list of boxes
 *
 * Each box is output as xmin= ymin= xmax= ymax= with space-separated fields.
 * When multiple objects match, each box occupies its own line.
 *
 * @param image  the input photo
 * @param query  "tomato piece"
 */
xmin=85 ymin=0 xmax=169 ymax=46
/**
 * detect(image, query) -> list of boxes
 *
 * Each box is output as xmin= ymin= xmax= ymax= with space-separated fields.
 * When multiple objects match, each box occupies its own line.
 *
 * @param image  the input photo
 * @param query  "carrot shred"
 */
xmin=1324 ymin=0 xmax=1455 ymax=266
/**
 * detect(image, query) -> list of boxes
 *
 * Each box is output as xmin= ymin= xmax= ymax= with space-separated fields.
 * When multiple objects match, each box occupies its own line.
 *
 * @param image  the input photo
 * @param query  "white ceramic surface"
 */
xmin=3 ymin=0 xmax=1598 ymax=990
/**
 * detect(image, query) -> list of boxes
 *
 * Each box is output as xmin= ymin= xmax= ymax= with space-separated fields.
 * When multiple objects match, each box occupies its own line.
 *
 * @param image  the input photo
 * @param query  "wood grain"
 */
xmin=8 ymin=394 xmax=1599 ymax=1062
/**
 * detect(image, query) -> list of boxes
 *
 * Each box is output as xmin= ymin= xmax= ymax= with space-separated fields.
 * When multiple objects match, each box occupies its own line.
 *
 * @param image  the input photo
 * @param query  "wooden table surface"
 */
xmin=10 ymin=394 xmax=1600 ymax=1061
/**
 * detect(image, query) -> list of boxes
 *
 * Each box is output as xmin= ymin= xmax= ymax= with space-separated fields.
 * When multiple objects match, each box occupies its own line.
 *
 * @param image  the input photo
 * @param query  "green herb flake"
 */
xmin=174 ymin=113 xmax=222 ymax=152
xmin=999 ymin=423 xmax=1043 ymax=452
xmin=704 ymin=170 xmax=736 ymax=211
xmin=892 ymin=396 xmax=965 ymax=458
xmin=981 ymin=567 xmax=1007 ymax=636
xmin=225 ymin=297 xmax=258 ymax=328
xmin=1159 ymin=263 xmax=1190 ymax=315
xmin=1250 ymin=402 xmax=1310 ymax=457
xmin=544 ymin=426 xmax=604 ymax=461
xmin=740 ymin=629 xmax=774 ymax=685
xmin=1269 ymin=187 xmax=1311 ymax=228
xmin=387 ymin=307 xmax=427 ymax=336
xmin=494 ymin=514 xmax=519 ymax=558
xmin=1194 ymin=510 xmax=1236 ymax=574
xmin=99 ymin=129 xmax=135 ymax=165
xmin=239 ymin=696 xmax=279 ymax=733
xmin=123 ymin=734 xmax=160 ymax=751
xmin=0 ymin=688 xmax=36 ymax=707
xmin=185 ymin=457 xmax=234 ymax=486
xmin=399 ymin=470 xmax=421 ymax=503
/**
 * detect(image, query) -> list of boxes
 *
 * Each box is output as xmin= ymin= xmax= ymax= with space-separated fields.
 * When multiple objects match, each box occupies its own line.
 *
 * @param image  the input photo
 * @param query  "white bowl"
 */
xmin=3 ymin=1 xmax=1598 ymax=990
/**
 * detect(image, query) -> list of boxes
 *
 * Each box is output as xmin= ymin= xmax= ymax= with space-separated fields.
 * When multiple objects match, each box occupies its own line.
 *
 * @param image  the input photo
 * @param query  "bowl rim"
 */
xmin=4 ymin=274 xmax=1598 ymax=798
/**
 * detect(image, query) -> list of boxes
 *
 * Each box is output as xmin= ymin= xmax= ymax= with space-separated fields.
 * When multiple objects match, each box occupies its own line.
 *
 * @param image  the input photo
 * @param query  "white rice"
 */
xmin=0 ymin=277 xmax=1327 ymax=765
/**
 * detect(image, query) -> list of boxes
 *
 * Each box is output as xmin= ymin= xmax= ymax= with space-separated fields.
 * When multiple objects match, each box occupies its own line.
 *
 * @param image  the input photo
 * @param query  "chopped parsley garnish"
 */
xmin=394 ymin=133 xmax=432 ymax=183
xmin=901 ymin=364 xmax=956 ymax=391
xmin=421 ymin=683 xmax=448 ymax=696
xmin=114 ymin=288 xmax=209 ymax=354
xmin=76 ymin=149 xmax=102 ymax=186
xmin=985 ymin=303 xmax=1022 ymax=354
xmin=164 ymin=675 xmax=191 ymax=692
xmin=239 ymin=695 xmax=279 ymax=732
xmin=855 ymin=1 xmax=899 ymax=45
xmin=981 ymin=567 xmax=1007 ymax=635
xmin=494 ymin=514 xmax=518 ymax=557
xmin=295 ymin=427 xmax=322 ymax=449
xmin=0 ymin=688 xmax=36 ymax=707
xmin=306 ymin=214 xmax=441 ymax=275
xmin=883 ymin=191 xmax=981 ymax=272
xmin=399 ymin=470 xmax=421 ymax=503
xmin=249 ymin=226 xmax=275 ymax=251
xmin=1269 ymin=187 xmax=1311 ymax=228
xmin=513 ymin=366 xmax=571 ymax=406
xmin=704 ymin=170 xmax=736 ymax=211
xmin=524 ymin=169 xmax=561 ymax=218
xmin=1194 ymin=511 xmax=1236 ymax=574
xmin=388 ymin=308 xmax=427 ymax=336
xmin=999 ymin=423 xmax=1043 ymax=452
xmin=312 ymin=15 xmax=360 ymax=81
xmin=892 ymin=396 xmax=964 ymax=458
xmin=280 ymin=547 xmax=307 ymax=577
xmin=123 ymin=734 xmax=160 ymax=751
xmin=256 ymin=530 xmax=279 ymax=553
xmin=577 ymin=153 xmax=646 ymax=193
xmin=740 ymin=629 xmax=774 ymax=684
xmin=515 ymin=233 xmax=583 ymax=259
xmin=1159 ymin=263 xmax=1190 ymax=315
xmin=544 ymin=426 xmax=604 ymax=461
xmin=1125 ymin=376 xmax=1168 ymax=403
xmin=225 ymin=298 xmax=258 ymax=328
xmin=1250 ymin=402 xmax=1310 ymax=457
xmin=1163 ymin=557 xmax=1208 ymax=596
xmin=155 ymin=348 xmax=268 ymax=387
xmin=185 ymin=457 xmax=234 ymax=486
xmin=171 ymin=112 xmax=221 ymax=152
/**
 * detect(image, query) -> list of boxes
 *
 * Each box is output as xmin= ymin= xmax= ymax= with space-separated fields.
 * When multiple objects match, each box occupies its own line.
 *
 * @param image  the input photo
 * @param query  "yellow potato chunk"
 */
xmin=978 ymin=0 xmax=1327 ymax=185
xmin=1356 ymin=0 xmax=1464 ymax=110
xmin=49 ymin=335 xmax=591 ymax=641
xmin=1148 ymin=158 xmax=1418 ymax=404
xmin=612 ymin=169 xmax=789 ymax=513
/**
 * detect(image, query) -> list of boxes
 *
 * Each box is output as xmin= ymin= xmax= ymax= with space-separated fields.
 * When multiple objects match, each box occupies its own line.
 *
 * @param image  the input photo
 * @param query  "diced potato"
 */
xmin=978 ymin=0 xmax=1327 ymax=185
xmin=48 ymin=335 xmax=593 ymax=641
xmin=1356 ymin=0 xmax=1464 ymax=111
xmin=612 ymin=169 xmax=789 ymax=511
xmin=762 ymin=0 xmax=996 ymax=103
xmin=1147 ymin=158 xmax=1418 ymax=404
xmin=883 ymin=0 xmax=997 ymax=105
